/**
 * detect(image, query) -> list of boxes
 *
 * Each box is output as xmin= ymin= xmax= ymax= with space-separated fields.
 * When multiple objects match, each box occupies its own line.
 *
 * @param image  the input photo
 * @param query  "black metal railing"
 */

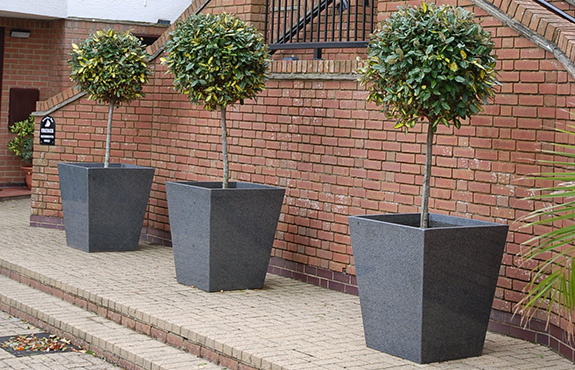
xmin=535 ymin=0 xmax=575 ymax=24
xmin=264 ymin=0 xmax=374 ymax=52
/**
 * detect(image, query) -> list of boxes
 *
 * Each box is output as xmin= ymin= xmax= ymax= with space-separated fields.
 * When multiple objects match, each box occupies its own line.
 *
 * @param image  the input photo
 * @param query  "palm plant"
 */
xmin=358 ymin=3 xmax=500 ymax=228
xmin=517 ymin=127 xmax=575 ymax=338
xmin=161 ymin=13 xmax=269 ymax=188
xmin=68 ymin=29 xmax=151 ymax=168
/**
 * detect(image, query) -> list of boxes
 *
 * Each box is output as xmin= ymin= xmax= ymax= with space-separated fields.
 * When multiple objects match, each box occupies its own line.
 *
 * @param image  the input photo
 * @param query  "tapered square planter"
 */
xmin=166 ymin=181 xmax=285 ymax=292
xmin=348 ymin=213 xmax=508 ymax=364
xmin=58 ymin=163 xmax=155 ymax=252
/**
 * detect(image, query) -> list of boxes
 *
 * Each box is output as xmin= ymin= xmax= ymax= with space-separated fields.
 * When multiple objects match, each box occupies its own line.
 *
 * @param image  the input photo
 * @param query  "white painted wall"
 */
xmin=0 ymin=0 xmax=190 ymax=23
xmin=0 ymin=0 xmax=66 ymax=19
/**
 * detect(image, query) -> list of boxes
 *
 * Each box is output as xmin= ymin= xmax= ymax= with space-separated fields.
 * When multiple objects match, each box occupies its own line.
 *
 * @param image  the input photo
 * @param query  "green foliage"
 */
xmin=518 ymin=127 xmax=575 ymax=338
xmin=8 ymin=116 xmax=34 ymax=164
xmin=68 ymin=29 xmax=151 ymax=105
xmin=359 ymin=3 xmax=500 ymax=132
xmin=162 ymin=13 xmax=269 ymax=111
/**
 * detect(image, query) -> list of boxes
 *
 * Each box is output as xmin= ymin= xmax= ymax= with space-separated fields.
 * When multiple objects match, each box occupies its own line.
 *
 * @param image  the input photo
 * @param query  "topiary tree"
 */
xmin=161 ymin=13 xmax=269 ymax=188
xmin=359 ymin=3 xmax=500 ymax=228
xmin=68 ymin=29 xmax=151 ymax=168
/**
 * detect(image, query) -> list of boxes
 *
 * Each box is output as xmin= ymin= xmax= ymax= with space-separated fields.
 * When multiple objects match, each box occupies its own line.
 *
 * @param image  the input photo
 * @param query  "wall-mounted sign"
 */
xmin=39 ymin=116 xmax=55 ymax=145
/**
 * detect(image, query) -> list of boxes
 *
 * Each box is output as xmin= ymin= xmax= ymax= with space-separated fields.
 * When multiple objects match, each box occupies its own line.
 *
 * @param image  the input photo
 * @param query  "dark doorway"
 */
xmin=9 ymin=88 xmax=39 ymax=126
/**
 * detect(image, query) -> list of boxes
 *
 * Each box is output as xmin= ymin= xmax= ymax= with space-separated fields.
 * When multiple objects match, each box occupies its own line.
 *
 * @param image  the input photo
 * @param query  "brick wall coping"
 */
xmin=269 ymin=59 xmax=362 ymax=80
xmin=34 ymin=91 xmax=86 ymax=117
xmin=35 ymin=58 xmax=362 ymax=115
xmin=34 ymin=86 xmax=85 ymax=116
xmin=270 ymin=73 xmax=358 ymax=80
xmin=472 ymin=0 xmax=575 ymax=78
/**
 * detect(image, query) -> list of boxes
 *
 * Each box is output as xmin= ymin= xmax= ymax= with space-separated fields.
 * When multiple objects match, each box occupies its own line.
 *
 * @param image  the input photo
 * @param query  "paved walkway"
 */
xmin=0 ymin=198 xmax=573 ymax=369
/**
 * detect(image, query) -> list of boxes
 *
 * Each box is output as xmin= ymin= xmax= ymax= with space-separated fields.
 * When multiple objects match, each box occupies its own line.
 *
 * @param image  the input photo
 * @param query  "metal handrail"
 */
xmin=271 ymin=0 xmax=336 ymax=45
xmin=264 ymin=0 xmax=374 ymax=52
xmin=535 ymin=0 xmax=575 ymax=24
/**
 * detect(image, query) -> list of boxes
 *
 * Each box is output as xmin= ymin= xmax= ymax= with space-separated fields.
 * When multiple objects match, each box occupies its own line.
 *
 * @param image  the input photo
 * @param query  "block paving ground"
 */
xmin=0 ymin=198 xmax=573 ymax=369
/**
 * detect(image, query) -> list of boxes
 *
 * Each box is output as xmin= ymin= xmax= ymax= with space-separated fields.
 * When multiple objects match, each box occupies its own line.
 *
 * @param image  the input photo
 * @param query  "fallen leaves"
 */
xmin=0 ymin=333 xmax=93 ymax=356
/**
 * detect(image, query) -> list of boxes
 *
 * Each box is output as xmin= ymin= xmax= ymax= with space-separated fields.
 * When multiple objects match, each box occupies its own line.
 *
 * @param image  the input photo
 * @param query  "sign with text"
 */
xmin=39 ymin=116 xmax=55 ymax=145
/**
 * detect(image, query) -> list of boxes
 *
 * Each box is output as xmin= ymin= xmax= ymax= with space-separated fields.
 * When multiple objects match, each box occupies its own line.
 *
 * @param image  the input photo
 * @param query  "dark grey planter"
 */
xmin=58 ymin=162 xmax=155 ymax=253
xmin=348 ymin=213 xmax=508 ymax=364
xmin=166 ymin=181 xmax=285 ymax=292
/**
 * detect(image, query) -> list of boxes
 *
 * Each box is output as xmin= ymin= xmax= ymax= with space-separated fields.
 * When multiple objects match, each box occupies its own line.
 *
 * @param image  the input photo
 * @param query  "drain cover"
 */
xmin=0 ymin=333 xmax=88 ymax=357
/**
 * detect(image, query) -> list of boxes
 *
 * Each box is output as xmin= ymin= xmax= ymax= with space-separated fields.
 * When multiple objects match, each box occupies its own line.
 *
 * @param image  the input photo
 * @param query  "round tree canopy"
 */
xmin=69 ymin=29 xmax=151 ymax=105
xmin=162 ymin=13 xmax=269 ymax=111
xmin=360 ymin=3 xmax=500 ymax=132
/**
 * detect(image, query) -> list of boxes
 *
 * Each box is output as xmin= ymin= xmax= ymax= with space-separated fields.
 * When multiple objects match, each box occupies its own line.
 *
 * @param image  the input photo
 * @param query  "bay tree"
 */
xmin=161 ymin=13 xmax=269 ymax=188
xmin=68 ymin=29 xmax=151 ymax=168
xmin=359 ymin=3 xmax=500 ymax=228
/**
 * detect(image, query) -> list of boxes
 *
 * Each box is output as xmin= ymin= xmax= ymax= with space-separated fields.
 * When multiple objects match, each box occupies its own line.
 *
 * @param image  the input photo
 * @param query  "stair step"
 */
xmin=0 ymin=275 xmax=226 ymax=370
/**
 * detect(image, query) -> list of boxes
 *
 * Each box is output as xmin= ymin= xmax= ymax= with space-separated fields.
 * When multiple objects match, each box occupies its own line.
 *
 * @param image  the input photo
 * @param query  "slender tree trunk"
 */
xmin=420 ymin=123 xmax=434 ymax=228
xmin=221 ymin=105 xmax=229 ymax=189
xmin=104 ymin=99 xmax=115 ymax=168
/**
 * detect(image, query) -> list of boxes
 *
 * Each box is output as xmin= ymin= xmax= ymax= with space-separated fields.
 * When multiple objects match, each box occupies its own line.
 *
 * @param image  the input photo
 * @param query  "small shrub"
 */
xmin=8 ymin=116 xmax=34 ymax=164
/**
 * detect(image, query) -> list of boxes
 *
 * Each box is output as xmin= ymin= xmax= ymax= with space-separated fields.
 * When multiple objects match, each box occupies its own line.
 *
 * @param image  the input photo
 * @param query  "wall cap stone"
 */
xmin=472 ymin=0 xmax=575 ymax=78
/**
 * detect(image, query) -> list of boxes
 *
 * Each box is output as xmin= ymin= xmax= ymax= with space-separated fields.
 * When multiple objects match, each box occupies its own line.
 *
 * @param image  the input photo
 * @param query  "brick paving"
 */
xmin=0 ymin=198 xmax=573 ymax=369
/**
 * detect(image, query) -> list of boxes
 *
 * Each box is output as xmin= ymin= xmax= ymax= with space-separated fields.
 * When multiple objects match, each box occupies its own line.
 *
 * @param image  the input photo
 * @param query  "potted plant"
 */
xmin=350 ymin=3 xmax=508 ymax=363
xmin=8 ymin=115 xmax=34 ymax=189
xmin=161 ymin=13 xmax=285 ymax=292
xmin=60 ymin=29 xmax=154 ymax=252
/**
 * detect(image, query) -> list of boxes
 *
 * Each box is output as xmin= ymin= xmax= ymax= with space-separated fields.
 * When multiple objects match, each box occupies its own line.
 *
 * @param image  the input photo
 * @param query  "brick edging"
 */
xmin=0 ymin=265 xmax=258 ymax=370
xmin=30 ymin=215 xmax=65 ymax=230
xmin=488 ymin=309 xmax=575 ymax=361
xmin=268 ymin=256 xmax=358 ymax=295
xmin=269 ymin=59 xmax=362 ymax=75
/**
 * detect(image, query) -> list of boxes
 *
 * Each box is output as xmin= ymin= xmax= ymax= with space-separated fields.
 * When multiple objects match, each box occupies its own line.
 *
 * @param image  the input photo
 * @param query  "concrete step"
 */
xmin=0 ymin=275 xmax=226 ymax=370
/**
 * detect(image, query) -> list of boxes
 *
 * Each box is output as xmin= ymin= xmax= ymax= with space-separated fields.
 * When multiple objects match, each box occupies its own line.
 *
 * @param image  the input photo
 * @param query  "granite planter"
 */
xmin=166 ymin=181 xmax=285 ymax=292
xmin=348 ymin=213 xmax=508 ymax=364
xmin=58 ymin=162 xmax=155 ymax=252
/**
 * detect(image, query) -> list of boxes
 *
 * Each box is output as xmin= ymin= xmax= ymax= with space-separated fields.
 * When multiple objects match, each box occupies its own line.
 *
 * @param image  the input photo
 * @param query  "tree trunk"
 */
xmin=104 ymin=99 xmax=115 ymax=168
xmin=221 ymin=105 xmax=229 ymax=189
xmin=420 ymin=123 xmax=434 ymax=228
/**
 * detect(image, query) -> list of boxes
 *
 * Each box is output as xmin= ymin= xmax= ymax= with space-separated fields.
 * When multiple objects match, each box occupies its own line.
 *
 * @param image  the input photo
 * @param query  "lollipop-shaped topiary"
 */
xmin=359 ymin=3 xmax=500 ymax=228
xmin=69 ymin=29 xmax=151 ymax=167
xmin=162 ymin=13 xmax=269 ymax=188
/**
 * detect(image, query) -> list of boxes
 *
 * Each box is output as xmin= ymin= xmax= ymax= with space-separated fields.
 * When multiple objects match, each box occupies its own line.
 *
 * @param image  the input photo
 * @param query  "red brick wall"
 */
xmin=28 ymin=0 xmax=575 ymax=360
xmin=0 ymin=17 xmax=167 ymax=186
xmin=0 ymin=18 xmax=58 ymax=186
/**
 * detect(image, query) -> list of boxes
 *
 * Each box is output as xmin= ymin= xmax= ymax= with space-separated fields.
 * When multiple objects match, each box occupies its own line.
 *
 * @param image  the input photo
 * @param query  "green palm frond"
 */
xmin=517 ymin=127 xmax=575 ymax=339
